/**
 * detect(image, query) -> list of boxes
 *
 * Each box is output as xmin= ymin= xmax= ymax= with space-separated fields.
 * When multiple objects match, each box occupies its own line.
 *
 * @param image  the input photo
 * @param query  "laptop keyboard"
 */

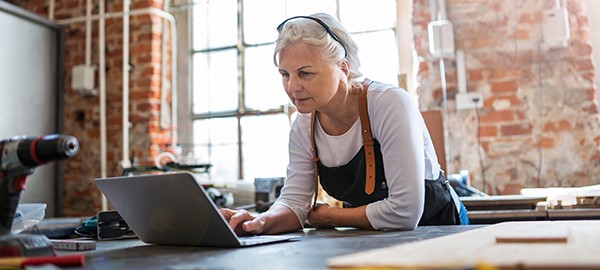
xmin=239 ymin=235 xmax=297 ymax=246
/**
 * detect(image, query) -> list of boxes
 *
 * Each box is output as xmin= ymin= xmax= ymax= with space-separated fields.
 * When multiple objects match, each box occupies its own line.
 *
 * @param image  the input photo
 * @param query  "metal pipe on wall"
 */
xmin=85 ymin=0 xmax=92 ymax=67
xmin=126 ymin=8 xmax=179 ymax=152
xmin=58 ymin=7 xmax=179 ymax=177
xmin=122 ymin=0 xmax=130 ymax=168
xmin=160 ymin=0 xmax=178 ymax=150
xmin=46 ymin=0 xmax=110 ymax=211
xmin=99 ymin=0 xmax=108 ymax=211
xmin=48 ymin=0 xmax=54 ymax=20
xmin=428 ymin=0 xmax=452 ymax=173
xmin=160 ymin=0 xmax=170 ymax=131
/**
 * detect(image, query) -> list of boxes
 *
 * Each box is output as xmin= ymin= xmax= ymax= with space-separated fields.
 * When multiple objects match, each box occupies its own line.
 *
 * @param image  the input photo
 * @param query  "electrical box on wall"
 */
xmin=542 ymin=7 xmax=570 ymax=48
xmin=427 ymin=20 xmax=455 ymax=58
xmin=71 ymin=64 xmax=96 ymax=96
xmin=456 ymin=92 xmax=483 ymax=110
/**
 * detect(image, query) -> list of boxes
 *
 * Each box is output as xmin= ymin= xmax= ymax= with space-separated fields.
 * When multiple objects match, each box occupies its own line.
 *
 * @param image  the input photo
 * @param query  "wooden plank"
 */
xmin=467 ymin=209 xmax=547 ymax=219
xmin=327 ymin=220 xmax=600 ymax=270
xmin=548 ymin=208 xmax=600 ymax=219
xmin=461 ymin=195 xmax=547 ymax=208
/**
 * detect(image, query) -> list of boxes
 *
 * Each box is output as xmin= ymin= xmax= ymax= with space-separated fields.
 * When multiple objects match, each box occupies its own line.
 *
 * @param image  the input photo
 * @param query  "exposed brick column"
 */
xmin=413 ymin=0 xmax=600 ymax=194
xmin=10 ymin=0 xmax=172 ymax=216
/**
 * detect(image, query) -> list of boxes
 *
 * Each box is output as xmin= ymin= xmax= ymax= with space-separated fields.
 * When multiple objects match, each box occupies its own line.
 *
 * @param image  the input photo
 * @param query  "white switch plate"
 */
xmin=456 ymin=92 xmax=483 ymax=110
xmin=543 ymin=7 xmax=570 ymax=48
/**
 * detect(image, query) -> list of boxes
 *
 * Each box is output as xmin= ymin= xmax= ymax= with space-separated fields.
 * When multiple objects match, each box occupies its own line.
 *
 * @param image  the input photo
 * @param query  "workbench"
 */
xmin=328 ymin=220 xmax=600 ymax=269
xmin=55 ymin=225 xmax=481 ymax=270
xmin=462 ymin=195 xmax=600 ymax=224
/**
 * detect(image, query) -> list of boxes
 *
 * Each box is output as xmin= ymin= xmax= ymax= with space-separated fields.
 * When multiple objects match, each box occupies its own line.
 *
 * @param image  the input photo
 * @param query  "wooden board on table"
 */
xmin=327 ymin=220 xmax=600 ymax=270
xmin=461 ymin=195 xmax=547 ymax=210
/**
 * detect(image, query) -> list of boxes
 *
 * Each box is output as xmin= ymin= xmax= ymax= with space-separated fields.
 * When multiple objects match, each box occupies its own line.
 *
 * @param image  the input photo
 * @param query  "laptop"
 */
xmin=95 ymin=172 xmax=299 ymax=247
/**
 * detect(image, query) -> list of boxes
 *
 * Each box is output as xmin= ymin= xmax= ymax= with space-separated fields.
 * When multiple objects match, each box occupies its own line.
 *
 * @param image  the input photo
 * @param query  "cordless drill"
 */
xmin=0 ymin=134 xmax=79 ymax=256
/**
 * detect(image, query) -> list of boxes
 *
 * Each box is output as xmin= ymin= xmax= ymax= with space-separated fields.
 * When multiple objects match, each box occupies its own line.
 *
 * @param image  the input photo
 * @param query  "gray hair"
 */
xmin=273 ymin=13 xmax=362 ymax=79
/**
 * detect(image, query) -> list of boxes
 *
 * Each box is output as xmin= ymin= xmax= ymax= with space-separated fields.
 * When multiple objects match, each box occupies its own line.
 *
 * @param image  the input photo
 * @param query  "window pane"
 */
xmin=241 ymin=114 xmax=290 ymax=181
xmin=193 ymin=0 xmax=238 ymax=50
xmin=243 ymin=0 xmax=286 ymax=44
xmin=354 ymin=30 xmax=400 ymax=85
xmin=193 ymin=50 xmax=238 ymax=114
xmin=193 ymin=118 xmax=239 ymax=182
xmin=285 ymin=0 xmax=337 ymax=17
xmin=243 ymin=0 xmax=337 ymax=45
xmin=245 ymin=45 xmax=289 ymax=110
xmin=339 ymin=0 xmax=396 ymax=32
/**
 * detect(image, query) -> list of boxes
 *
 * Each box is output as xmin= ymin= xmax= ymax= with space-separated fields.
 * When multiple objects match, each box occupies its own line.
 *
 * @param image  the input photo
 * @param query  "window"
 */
xmin=191 ymin=0 xmax=399 ymax=182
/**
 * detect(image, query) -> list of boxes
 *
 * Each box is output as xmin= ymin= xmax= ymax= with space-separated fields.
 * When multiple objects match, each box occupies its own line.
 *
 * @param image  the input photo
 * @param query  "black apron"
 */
xmin=316 ymin=140 xmax=460 ymax=226
xmin=311 ymin=84 xmax=461 ymax=226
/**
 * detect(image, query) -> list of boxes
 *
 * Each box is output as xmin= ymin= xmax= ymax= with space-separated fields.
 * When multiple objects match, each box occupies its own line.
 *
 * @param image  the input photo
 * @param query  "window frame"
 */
xmin=184 ymin=0 xmax=408 ymax=181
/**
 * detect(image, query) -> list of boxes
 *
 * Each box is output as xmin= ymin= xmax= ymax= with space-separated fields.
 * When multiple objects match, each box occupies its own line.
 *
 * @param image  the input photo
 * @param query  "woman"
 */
xmin=220 ymin=13 xmax=468 ymax=236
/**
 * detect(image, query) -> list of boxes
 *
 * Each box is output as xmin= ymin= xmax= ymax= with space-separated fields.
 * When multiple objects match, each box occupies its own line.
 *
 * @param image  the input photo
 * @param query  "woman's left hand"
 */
xmin=307 ymin=202 xmax=335 ymax=228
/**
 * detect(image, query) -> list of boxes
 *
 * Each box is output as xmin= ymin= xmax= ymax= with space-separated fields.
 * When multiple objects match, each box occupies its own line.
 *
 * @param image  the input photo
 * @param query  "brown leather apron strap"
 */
xmin=359 ymin=89 xmax=375 ymax=195
xmin=311 ymin=112 xmax=319 ymax=208
xmin=310 ymin=84 xmax=375 ymax=208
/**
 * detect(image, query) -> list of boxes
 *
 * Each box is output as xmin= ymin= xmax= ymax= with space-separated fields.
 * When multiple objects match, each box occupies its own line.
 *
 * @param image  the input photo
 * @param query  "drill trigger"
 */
xmin=12 ymin=176 xmax=27 ymax=193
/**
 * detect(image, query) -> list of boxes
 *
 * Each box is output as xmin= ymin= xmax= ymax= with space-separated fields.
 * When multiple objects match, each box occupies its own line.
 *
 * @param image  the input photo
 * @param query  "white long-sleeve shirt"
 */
xmin=272 ymin=79 xmax=441 ymax=230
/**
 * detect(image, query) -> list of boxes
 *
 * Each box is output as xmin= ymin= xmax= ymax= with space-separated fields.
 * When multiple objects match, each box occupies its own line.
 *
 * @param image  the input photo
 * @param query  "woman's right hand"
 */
xmin=219 ymin=208 xmax=264 ymax=236
xmin=220 ymin=205 xmax=302 ymax=236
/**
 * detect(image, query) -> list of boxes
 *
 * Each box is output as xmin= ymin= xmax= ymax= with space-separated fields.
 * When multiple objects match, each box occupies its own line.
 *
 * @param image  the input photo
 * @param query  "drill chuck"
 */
xmin=1 ymin=134 xmax=79 ymax=173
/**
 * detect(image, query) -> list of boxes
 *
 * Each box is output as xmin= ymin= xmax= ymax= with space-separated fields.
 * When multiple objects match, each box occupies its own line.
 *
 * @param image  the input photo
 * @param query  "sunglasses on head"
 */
xmin=276 ymin=16 xmax=348 ymax=58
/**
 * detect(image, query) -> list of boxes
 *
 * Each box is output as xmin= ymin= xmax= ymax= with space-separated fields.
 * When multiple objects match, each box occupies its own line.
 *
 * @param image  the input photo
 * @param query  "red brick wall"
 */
xmin=413 ymin=0 xmax=600 ymax=194
xmin=9 ymin=0 xmax=173 ymax=216
xmin=11 ymin=0 xmax=600 ymax=214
